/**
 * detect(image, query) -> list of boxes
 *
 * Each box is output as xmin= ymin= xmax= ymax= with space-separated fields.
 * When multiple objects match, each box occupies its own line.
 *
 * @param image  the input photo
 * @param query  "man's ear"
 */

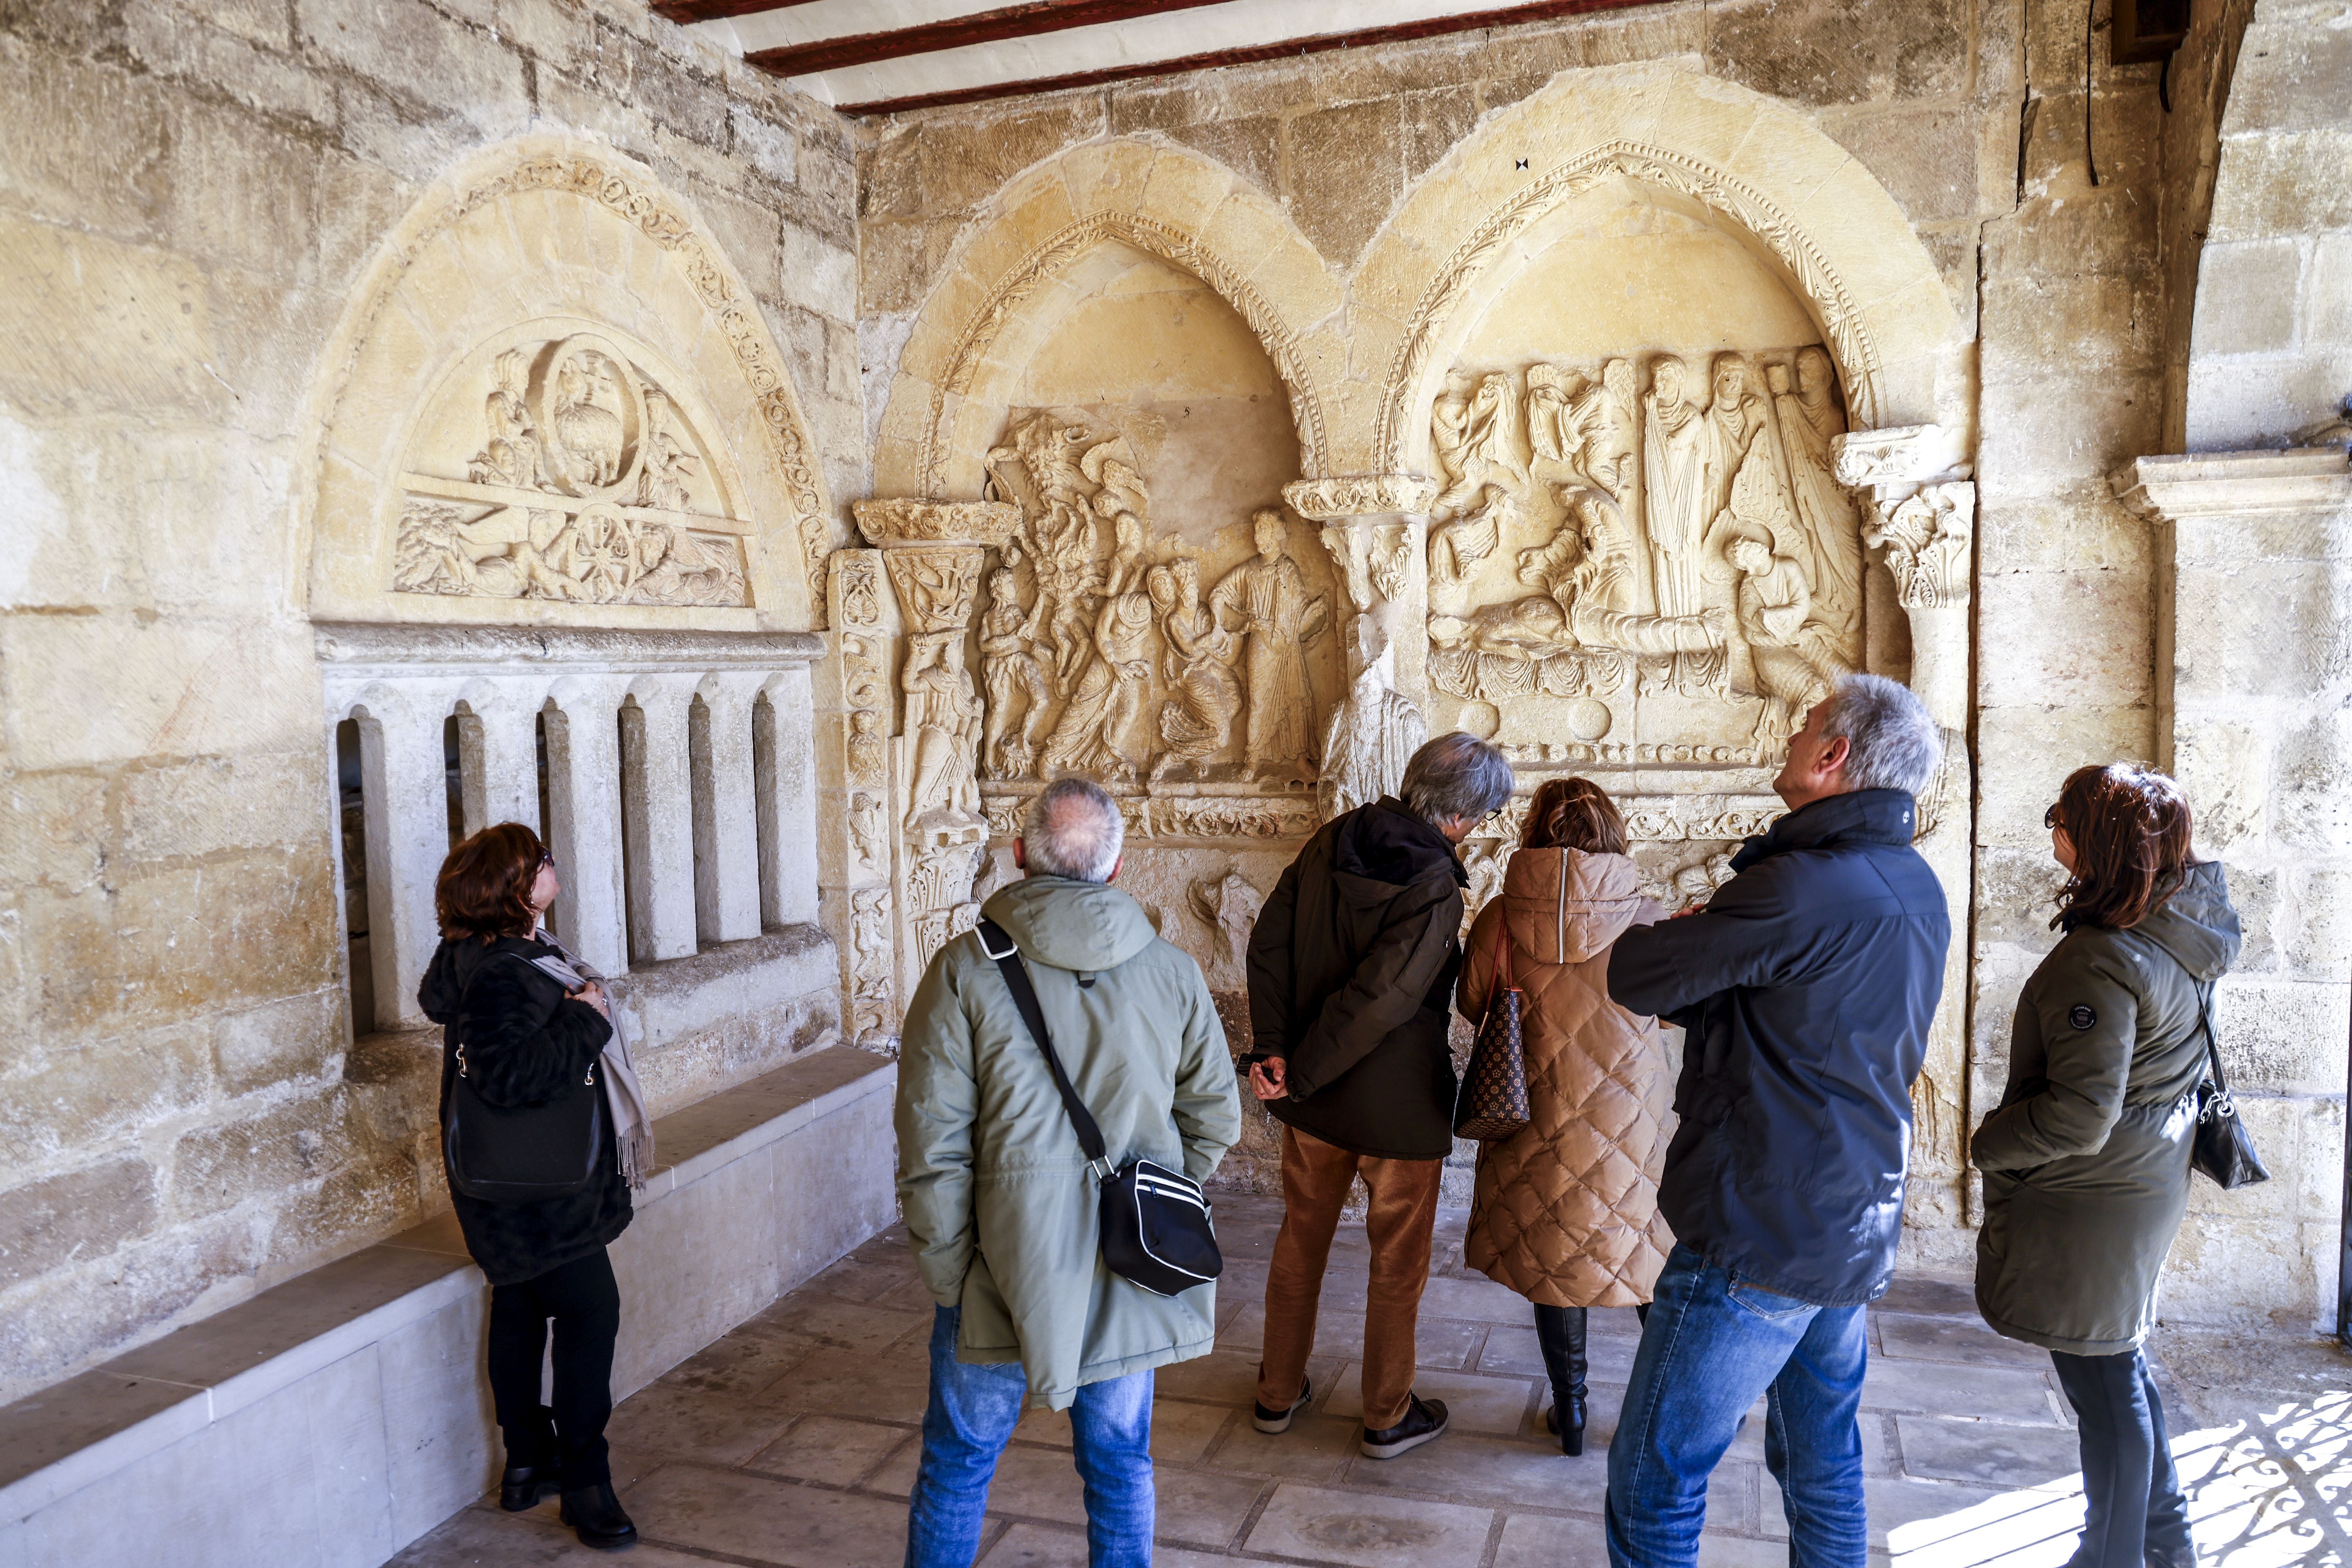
xmin=1818 ymin=734 xmax=1851 ymax=777
xmin=1013 ymin=838 xmax=1028 ymax=871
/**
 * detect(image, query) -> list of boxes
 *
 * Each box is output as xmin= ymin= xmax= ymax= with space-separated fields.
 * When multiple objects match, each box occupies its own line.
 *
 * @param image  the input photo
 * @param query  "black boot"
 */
xmin=559 ymin=1483 xmax=638 ymax=1552
xmin=499 ymin=1405 xmax=561 ymax=1511
xmin=1534 ymin=1303 xmax=1589 ymax=1456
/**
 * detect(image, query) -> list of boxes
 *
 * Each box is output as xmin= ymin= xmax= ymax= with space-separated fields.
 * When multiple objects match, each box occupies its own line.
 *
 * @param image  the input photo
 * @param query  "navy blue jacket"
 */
xmin=1606 ymin=789 xmax=1948 ymax=1306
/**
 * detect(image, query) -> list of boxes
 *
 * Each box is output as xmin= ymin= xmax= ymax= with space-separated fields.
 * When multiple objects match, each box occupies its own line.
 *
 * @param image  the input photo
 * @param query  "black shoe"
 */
xmin=1543 ymin=1391 xmax=1588 ymax=1456
xmin=499 ymin=1461 xmax=561 ymax=1512
xmin=1360 ymin=1394 xmax=1449 ymax=1459
xmin=1253 ymin=1376 xmax=1312 ymax=1434
xmin=2147 ymin=1544 xmax=2199 ymax=1568
xmin=559 ymin=1483 xmax=638 ymax=1552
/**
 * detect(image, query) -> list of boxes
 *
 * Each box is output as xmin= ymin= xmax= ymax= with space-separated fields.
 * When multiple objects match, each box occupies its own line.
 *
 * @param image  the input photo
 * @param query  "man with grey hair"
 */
xmin=897 ymin=775 xmax=1242 ymax=1567
xmin=1601 ymin=674 xmax=1949 ymax=1568
xmin=1244 ymin=732 xmax=1514 ymax=1460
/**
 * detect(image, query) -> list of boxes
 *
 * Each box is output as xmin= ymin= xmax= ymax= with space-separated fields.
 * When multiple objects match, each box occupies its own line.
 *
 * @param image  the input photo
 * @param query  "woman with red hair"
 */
xmin=1973 ymin=765 xmax=2243 ymax=1568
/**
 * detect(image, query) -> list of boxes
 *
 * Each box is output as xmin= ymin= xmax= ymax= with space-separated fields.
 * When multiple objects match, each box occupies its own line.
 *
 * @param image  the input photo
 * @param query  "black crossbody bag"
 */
xmin=976 ymin=919 xmax=1222 ymax=1297
xmin=443 ymin=955 xmax=606 ymax=1204
xmin=2179 ymin=969 xmax=2269 ymax=1190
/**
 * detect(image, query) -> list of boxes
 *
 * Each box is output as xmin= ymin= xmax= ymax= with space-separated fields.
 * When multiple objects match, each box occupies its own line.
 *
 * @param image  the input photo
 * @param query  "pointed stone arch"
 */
xmin=873 ymin=138 xmax=1347 ymax=499
xmin=299 ymin=135 xmax=834 ymax=630
xmin=1347 ymin=62 xmax=1963 ymax=477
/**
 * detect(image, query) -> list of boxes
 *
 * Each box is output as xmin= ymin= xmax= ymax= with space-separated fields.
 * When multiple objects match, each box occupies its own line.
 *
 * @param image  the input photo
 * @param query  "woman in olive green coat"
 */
xmin=1973 ymin=764 xmax=2242 ymax=1568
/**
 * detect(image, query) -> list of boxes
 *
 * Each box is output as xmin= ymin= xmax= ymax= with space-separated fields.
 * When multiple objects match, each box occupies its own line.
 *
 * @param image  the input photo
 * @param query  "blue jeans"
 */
xmin=904 ymin=1306 xmax=1155 ymax=1568
xmin=1606 ymin=1245 xmax=1870 ymax=1568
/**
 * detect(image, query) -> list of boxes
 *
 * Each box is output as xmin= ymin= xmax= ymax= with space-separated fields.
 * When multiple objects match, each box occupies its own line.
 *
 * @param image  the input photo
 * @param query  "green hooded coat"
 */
xmin=1972 ymin=861 xmax=2243 ymax=1356
xmin=896 ymin=875 xmax=1244 ymax=1409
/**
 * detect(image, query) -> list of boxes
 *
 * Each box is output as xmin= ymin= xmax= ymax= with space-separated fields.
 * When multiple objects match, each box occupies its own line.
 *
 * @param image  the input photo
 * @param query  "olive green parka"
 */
xmin=1972 ymin=861 xmax=2242 ymax=1356
xmin=896 ymin=875 xmax=1243 ymax=1409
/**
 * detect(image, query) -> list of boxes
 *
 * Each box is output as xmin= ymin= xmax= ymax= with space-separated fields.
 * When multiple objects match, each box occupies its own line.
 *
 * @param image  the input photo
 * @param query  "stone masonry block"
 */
xmin=0 ymin=612 xmax=320 ymax=770
xmin=0 ymin=1020 xmax=213 ymax=1163
xmin=299 ymin=0 xmax=527 ymax=130
xmin=2272 ymin=708 xmax=2352 ymax=856
xmin=2225 ymin=18 xmax=2352 ymax=137
xmin=121 ymin=0 xmax=337 ymax=128
xmin=2213 ymin=977 xmax=2351 ymax=1095
xmin=1977 ymin=371 xmax=2162 ymax=498
xmin=2173 ymin=718 xmax=2272 ymax=859
xmin=2208 ymin=129 xmax=2352 ymax=242
xmin=861 ymin=130 xmax=920 ymax=220
xmin=779 ymin=218 xmax=857 ymax=324
xmin=1976 ymin=488 xmax=2151 ymax=575
xmin=1705 ymin=0 xmax=1968 ymax=106
xmin=171 ymin=0 xmax=292 ymax=49
xmin=1823 ymin=108 xmax=1985 ymax=224
xmin=2177 ymin=559 xmax=2352 ymax=703
xmin=0 ymin=1155 xmax=160 ymax=1287
xmin=2308 ymin=233 xmax=2352 ymax=347
xmin=2281 ymin=866 xmax=2352 ymax=978
xmin=166 ymin=1088 xmax=353 ymax=1224
xmin=1983 ymin=188 xmax=2158 ymax=280
xmin=0 ymin=39 xmax=168 ymax=243
xmin=1973 ymin=702 xmax=2155 ymax=845
xmin=600 ymin=34 xmax=728 ymax=146
xmin=0 ymin=769 xmax=109 ymax=895
xmin=916 ymin=99 xmax=1103 ymax=216
xmin=1976 ymin=566 xmax=2155 ymax=709
xmin=1972 ymin=845 xmax=2067 ymax=948
xmin=2189 ymin=240 xmax=2305 ymax=357
xmin=2223 ymin=863 xmax=2280 ymax=974
xmin=730 ymin=105 xmax=799 ymax=188
xmin=1980 ymin=272 xmax=2161 ymax=387
xmin=1402 ymin=85 xmax=1480 ymax=185
xmin=213 ymin=988 xmax=345 ymax=1099
xmin=2184 ymin=350 xmax=2352 ymax=451
xmin=1286 ymin=96 xmax=1405 ymax=269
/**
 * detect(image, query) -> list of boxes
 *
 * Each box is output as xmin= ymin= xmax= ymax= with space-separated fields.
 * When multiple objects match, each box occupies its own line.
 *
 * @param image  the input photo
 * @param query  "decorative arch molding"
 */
xmin=1349 ymin=62 xmax=1962 ymax=477
xmin=875 ymin=137 xmax=1346 ymax=499
xmin=300 ymin=135 xmax=834 ymax=630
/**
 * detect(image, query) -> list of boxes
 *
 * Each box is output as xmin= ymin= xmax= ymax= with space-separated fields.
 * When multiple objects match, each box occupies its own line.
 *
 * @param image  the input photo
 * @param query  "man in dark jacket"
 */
xmin=1245 ymin=732 xmax=1513 ymax=1460
xmin=1602 ymin=674 xmax=1948 ymax=1568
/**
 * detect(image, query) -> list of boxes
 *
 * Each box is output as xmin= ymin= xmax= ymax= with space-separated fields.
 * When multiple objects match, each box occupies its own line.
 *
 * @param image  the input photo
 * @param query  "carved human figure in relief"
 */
xmin=1527 ymin=359 xmax=1637 ymax=499
xmin=902 ymin=630 xmax=983 ymax=830
xmin=635 ymin=389 xmax=696 ymax=511
xmin=1432 ymin=372 xmax=1523 ymax=514
xmin=1210 ymin=510 xmax=1329 ymax=785
xmin=468 ymin=349 xmax=545 ymax=489
xmin=1769 ymin=350 xmax=1863 ymax=638
xmin=987 ymin=415 xmax=1101 ymax=692
xmin=1147 ymin=556 xmax=1241 ymax=783
xmin=1703 ymin=354 xmax=1772 ymax=530
xmin=978 ymin=554 xmax=1050 ymax=779
xmin=1727 ymin=535 xmax=1850 ymax=745
xmin=1316 ymin=629 xmax=1428 ymax=822
xmin=1039 ymin=513 xmax=1156 ymax=783
xmin=1641 ymin=355 xmax=1712 ymax=617
xmin=847 ymin=707 xmax=886 ymax=784
xmin=1430 ymin=482 xmax=1514 ymax=590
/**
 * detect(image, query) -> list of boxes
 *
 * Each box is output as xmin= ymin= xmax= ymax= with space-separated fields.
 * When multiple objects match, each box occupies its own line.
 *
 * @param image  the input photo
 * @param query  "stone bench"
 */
xmin=0 ymin=1045 xmax=898 ymax=1568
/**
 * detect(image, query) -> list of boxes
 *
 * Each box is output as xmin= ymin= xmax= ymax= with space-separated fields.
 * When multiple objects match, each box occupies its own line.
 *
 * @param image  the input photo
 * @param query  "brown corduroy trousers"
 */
xmin=1255 ymin=1125 xmax=1444 ymax=1432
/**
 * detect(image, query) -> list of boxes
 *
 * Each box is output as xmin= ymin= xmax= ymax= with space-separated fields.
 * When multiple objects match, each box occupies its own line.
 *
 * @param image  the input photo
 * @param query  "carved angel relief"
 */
xmin=978 ymin=414 xmax=1330 ymax=791
xmin=393 ymin=333 xmax=750 ymax=608
xmin=1425 ymin=345 xmax=1866 ymax=761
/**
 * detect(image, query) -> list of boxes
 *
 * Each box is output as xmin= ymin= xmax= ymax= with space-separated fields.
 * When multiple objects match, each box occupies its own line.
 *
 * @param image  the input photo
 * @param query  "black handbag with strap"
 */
xmin=976 ymin=919 xmax=1222 ymax=1298
xmin=2182 ymin=974 xmax=2269 ymax=1190
xmin=442 ymin=954 xmax=606 ymax=1204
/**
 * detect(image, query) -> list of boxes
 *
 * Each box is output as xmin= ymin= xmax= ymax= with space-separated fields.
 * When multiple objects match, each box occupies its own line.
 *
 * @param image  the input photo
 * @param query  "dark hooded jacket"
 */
xmin=1973 ymin=861 xmax=2243 ymax=1356
xmin=419 ymin=934 xmax=630 ymax=1287
xmin=1606 ymin=789 xmax=1949 ymax=1307
xmin=1248 ymin=796 xmax=1469 ymax=1161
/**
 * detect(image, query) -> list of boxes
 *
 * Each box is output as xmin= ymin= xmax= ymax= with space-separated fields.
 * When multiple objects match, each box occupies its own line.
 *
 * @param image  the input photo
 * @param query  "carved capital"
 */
xmin=881 ymin=544 xmax=989 ymax=634
xmin=1830 ymin=423 xmax=1961 ymax=489
xmin=1283 ymin=474 xmax=1439 ymax=521
xmin=1864 ymin=482 xmax=1974 ymax=611
xmin=853 ymin=497 xmax=1022 ymax=550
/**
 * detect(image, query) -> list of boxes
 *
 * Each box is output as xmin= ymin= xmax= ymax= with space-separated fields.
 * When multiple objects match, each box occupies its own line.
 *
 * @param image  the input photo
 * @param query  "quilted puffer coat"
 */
xmin=1455 ymin=848 xmax=1674 ymax=1308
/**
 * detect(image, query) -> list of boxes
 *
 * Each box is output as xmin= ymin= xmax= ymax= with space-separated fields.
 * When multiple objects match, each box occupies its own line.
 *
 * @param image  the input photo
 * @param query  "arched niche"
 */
xmin=1347 ymin=62 xmax=1964 ymax=479
xmin=873 ymin=137 xmax=1347 ymax=498
xmin=300 ymin=136 xmax=834 ymax=631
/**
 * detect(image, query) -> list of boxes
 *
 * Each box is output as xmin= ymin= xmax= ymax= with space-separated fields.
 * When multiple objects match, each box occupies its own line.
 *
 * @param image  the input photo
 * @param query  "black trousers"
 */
xmin=486 ymin=1246 xmax=621 ymax=1486
xmin=2049 ymin=1346 xmax=2193 ymax=1568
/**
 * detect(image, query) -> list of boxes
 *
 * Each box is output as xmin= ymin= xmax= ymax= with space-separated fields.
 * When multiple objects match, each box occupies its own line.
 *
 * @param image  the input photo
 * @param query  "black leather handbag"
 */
xmin=443 ymin=957 xmax=606 ymax=1204
xmin=978 ymin=919 xmax=1222 ymax=1298
xmin=2184 ymin=977 xmax=2269 ymax=1190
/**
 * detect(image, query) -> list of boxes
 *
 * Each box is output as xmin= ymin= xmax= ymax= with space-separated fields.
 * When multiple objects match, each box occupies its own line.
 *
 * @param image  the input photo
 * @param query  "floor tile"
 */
xmin=1220 ymin=1301 xmax=1486 ymax=1369
xmin=602 ymin=1380 xmax=798 ymax=1468
xmin=1861 ymin=1357 xmax=2062 ymax=1425
xmin=1894 ymin=1413 xmax=2084 ymax=1487
xmin=745 ymin=1293 xmax=932 ymax=1356
xmin=627 ymin=1462 xmax=913 ymax=1567
xmin=1245 ymin=1481 xmax=1496 ymax=1568
xmin=1755 ymin=1472 xmax=2003 ymax=1550
xmin=657 ymin=1326 xmax=819 ymax=1398
xmin=756 ymin=1336 xmax=934 ymax=1423
xmin=975 ymin=1521 xmax=1230 ymax=1568
xmin=1480 ymin=1322 xmax=1642 ymax=1382
xmin=1875 ymin=1312 xmax=2053 ymax=1369
xmin=1203 ymin=1410 xmax=1363 ymax=1481
xmin=385 ymin=1500 xmax=719 ymax=1566
xmin=1152 ymin=1464 xmax=1272 ymax=1549
xmin=1322 ymin=1364 xmax=1537 ymax=1435
xmin=1341 ymin=1429 xmax=1604 ymax=1508
xmin=745 ymin=1414 xmax=914 ymax=1487
xmin=1419 ymin=1274 xmax=1551 ymax=1325
xmin=1494 ymin=1510 xmax=1609 ymax=1568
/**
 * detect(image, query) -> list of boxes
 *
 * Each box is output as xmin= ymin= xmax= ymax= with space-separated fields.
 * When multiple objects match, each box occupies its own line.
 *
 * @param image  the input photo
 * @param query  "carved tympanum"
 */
xmin=394 ymin=331 xmax=749 ymax=608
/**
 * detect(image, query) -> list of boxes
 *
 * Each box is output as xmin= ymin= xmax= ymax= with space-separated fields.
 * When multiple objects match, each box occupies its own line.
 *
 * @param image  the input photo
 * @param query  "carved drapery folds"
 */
xmin=394 ymin=331 xmax=752 ymax=608
xmin=1416 ymin=346 xmax=1868 ymax=764
xmin=1289 ymin=477 xmax=1434 ymax=822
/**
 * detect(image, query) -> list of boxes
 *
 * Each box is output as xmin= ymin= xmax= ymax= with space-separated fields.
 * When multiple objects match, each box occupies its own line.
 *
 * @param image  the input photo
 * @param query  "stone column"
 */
xmin=460 ymin=683 xmax=543 ymax=837
xmin=1834 ymin=425 xmax=1978 ymax=1239
xmin=354 ymin=684 xmax=457 ymax=1029
xmin=692 ymin=674 xmax=765 ymax=945
xmin=543 ymin=676 xmax=630 ymax=977
xmin=853 ymin=499 xmax=1022 ymax=1017
xmin=2116 ymin=446 xmax=2352 ymax=1333
xmin=1284 ymin=476 xmax=1439 ymax=821
xmin=621 ymin=676 xmax=700 ymax=963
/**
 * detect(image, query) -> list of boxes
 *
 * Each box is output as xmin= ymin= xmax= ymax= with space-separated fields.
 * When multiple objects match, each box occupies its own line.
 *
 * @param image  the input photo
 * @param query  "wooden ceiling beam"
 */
xmin=742 ymin=0 xmax=1235 ymax=79
xmin=650 ymin=0 xmax=826 ymax=22
xmin=823 ymin=0 xmax=1666 ymax=113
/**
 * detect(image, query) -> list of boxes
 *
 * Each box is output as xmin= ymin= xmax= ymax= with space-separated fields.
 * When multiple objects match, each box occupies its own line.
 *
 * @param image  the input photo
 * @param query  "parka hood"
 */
xmin=1335 ymin=797 xmax=1470 ymax=889
xmin=981 ymin=875 xmax=1158 ymax=974
xmin=1499 ymin=848 xmax=1652 ymax=964
xmin=2131 ymin=860 xmax=2243 ymax=983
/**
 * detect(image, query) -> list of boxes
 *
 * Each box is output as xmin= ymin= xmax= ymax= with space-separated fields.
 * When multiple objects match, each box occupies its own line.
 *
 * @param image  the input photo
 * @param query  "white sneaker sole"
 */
xmin=1360 ymin=1418 xmax=1447 ymax=1459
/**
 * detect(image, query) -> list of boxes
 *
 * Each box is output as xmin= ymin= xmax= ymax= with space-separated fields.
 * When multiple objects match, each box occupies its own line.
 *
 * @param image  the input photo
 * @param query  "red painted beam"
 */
xmin=743 ymin=0 xmax=1240 ymax=78
xmin=817 ymin=0 xmax=1670 ymax=113
xmin=650 ymin=0 xmax=826 ymax=21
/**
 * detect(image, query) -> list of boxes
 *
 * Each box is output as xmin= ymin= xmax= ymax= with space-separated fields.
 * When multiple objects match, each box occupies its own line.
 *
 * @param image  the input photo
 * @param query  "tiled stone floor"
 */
xmin=395 ymin=1196 xmax=2352 ymax=1567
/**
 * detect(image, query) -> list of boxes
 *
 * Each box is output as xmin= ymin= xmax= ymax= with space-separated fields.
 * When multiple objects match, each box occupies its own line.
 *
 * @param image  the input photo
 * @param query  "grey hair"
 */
xmin=1023 ymin=776 xmax=1126 ymax=883
xmin=1818 ymin=674 xmax=1941 ymax=796
xmin=1400 ymin=732 xmax=1515 ymax=829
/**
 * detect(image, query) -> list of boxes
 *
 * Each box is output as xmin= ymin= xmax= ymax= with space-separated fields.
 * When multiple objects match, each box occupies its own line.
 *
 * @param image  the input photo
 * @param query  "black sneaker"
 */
xmin=1360 ymin=1394 xmax=1449 ymax=1459
xmin=1253 ymin=1376 xmax=1312 ymax=1434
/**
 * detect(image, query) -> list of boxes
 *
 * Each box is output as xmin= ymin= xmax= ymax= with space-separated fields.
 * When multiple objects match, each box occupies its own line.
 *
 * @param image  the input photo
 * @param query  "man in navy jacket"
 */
xmin=1603 ymin=674 xmax=1949 ymax=1568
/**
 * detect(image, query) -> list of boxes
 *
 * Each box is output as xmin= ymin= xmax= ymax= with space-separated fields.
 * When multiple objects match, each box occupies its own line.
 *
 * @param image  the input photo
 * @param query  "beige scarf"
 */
xmin=529 ymin=927 xmax=654 ymax=1192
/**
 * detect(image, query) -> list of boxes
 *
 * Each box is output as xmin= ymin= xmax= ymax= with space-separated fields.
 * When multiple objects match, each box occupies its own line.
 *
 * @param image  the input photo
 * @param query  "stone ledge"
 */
xmin=0 ymin=1046 xmax=896 ymax=1546
xmin=311 ymin=620 xmax=829 ymax=670
xmin=2112 ymin=447 xmax=2352 ymax=518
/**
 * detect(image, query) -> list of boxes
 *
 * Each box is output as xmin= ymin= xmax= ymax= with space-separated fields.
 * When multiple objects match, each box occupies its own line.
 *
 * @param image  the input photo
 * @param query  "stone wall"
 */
xmin=0 ymin=0 xmax=861 ymax=1408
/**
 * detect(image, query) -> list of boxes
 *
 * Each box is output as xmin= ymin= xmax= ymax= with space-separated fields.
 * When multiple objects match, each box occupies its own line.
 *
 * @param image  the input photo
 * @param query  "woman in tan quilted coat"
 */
xmin=1455 ymin=777 xmax=1674 ymax=1455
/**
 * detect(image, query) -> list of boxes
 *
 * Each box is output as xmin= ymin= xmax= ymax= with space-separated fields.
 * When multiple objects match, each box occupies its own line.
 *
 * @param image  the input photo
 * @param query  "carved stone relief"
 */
xmin=393 ymin=332 xmax=752 ymax=608
xmin=1188 ymin=869 xmax=1265 ymax=991
xmin=1422 ymin=345 xmax=1870 ymax=764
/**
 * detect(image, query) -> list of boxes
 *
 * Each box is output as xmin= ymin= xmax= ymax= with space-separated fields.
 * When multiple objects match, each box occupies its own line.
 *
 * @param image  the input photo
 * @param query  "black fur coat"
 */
xmin=420 ymin=935 xmax=632 ymax=1286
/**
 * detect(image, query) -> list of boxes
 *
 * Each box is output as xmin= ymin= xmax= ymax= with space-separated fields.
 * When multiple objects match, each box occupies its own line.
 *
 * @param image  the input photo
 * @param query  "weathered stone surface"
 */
xmin=1286 ymin=98 xmax=1404 ymax=268
xmin=0 ymin=1156 xmax=160 ymax=1287
xmin=1706 ymin=0 xmax=1968 ymax=105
